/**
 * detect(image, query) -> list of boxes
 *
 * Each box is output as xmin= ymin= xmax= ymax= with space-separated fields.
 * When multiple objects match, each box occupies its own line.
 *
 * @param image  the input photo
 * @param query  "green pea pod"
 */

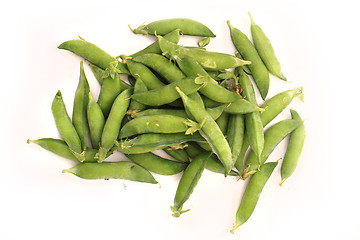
xmin=238 ymin=68 xmax=264 ymax=161
xmin=132 ymin=53 xmax=186 ymax=83
xmin=234 ymin=87 xmax=304 ymax=173
xmin=227 ymin=114 xmax=245 ymax=162
xmin=132 ymin=109 xmax=189 ymax=119
xmin=223 ymin=98 xmax=263 ymax=114
xmin=129 ymin=18 xmax=215 ymax=37
xmin=243 ymin=119 xmax=303 ymax=179
xmin=119 ymin=115 xmax=188 ymax=138
xmin=215 ymin=112 xmax=229 ymax=134
xmin=116 ymin=132 xmax=205 ymax=154
xmin=72 ymin=61 xmax=90 ymax=151
xmin=27 ymin=138 xmax=109 ymax=163
xmin=131 ymin=77 xmax=201 ymax=107
xmin=227 ymin=21 xmax=270 ymax=100
xmin=163 ymin=148 xmax=190 ymax=163
xmin=280 ymin=109 xmax=305 ymax=185
xmin=176 ymin=87 xmax=234 ymax=176
xmin=87 ymin=93 xmax=105 ymax=149
xmin=127 ymin=77 xmax=148 ymax=116
xmin=231 ymin=162 xmax=278 ymax=233
xmin=158 ymin=36 xmax=250 ymax=71
xmin=129 ymin=29 xmax=181 ymax=58
xmin=62 ymin=161 xmax=157 ymax=184
xmin=249 ymin=13 xmax=286 ymax=81
xmin=97 ymin=88 xmax=132 ymax=162
xmin=132 ymin=105 xmax=225 ymax=121
xmin=175 ymin=55 xmax=244 ymax=103
xmin=125 ymin=59 xmax=165 ymax=90
xmin=97 ymin=70 xmax=123 ymax=118
xmin=58 ymin=38 xmax=129 ymax=74
xmin=52 ymin=90 xmax=84 ymax=161
xmin=126 ymin=152 xmax=186 ymax=175
xmin=171 ymin=152 xmax=212 ymax=217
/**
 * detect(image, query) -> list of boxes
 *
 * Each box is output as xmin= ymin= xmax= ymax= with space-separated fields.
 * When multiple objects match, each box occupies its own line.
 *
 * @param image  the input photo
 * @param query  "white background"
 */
xmin=1 ymin=0 xmax=359 ymax=239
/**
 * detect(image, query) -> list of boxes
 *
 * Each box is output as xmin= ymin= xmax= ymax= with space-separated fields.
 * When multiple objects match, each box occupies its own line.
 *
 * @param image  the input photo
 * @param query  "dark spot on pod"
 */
xmin=104 ymin=178 xmax=109 ymax=180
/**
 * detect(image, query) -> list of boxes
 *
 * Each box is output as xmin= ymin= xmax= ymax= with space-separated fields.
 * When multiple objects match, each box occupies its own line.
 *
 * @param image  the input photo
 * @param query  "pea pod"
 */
xmin=163 ymin=148 xmax=189 ymax=163
xmin=243 ymin=119 xmax=303 ymax=179
xmin=125 ymin=59 xmax=165 ymax=90
xmin=116 ymin=132 xmax=205 ymax=154
xmin=130 ymin=18 xmax=215 ymax=37
xmin=126 ymin=152 xmax=186 ymax=175
xmin=72 ymin=61 xmax=90 ymax=151
xmin=234 ymin=87 xmax=304 ymax=173
xmin=249 ymin=13 xmax=286 ymax=81
xmin=87 ymin=93 xmax=105 ymax=149
xmin=132 ymin=53 xmax=186 ymax=83
xmin=131 ymin=77 xmax=201 ymax=106
xmin=176 ymin=87 xmax=234 ymax=176
xmin=62 ymin=161 xmax=157 ymax=184
xmin=171 ymin=152 xmax=212 ymax=217
xmin=226 ymin=113 xmax=245 ymax=162
xmin=280 ymin=109 xmax=305 ymax=185
xmin=58 ymin=38 xmax=129 ymax=74
xmin=27 ymin=138 xmax=110 ymax=163
xmin=119 ymin=115 xmax=188 ymax=138
xmin=238 ymin=68 xmax=264 ymax=161
xmin=231 ymin=162 xmax=278 ymax=233
xmin=158 ymin=36 xmax=251 ymax=71
xmin=227 ymin=21 xmax=270 ymax=100
xmin=97 ymin=88 xmax=132 ymax=162
xmin=52 ymin=90 xmax=84 ymax=161
xmin=97 ymin=70 xmax=124 ymax=118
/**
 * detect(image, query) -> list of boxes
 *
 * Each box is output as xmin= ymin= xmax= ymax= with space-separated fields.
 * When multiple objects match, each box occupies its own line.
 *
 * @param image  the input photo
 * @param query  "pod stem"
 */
xmin=170 ymin=205 xmax=190 ymax=218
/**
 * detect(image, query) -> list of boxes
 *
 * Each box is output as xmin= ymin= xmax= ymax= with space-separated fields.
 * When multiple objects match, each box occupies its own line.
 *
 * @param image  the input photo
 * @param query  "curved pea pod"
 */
xmin=249 ymin=13 xmax=286 ymax=81
xmin=158 ymin=36 xmax=251 ymax=71
xmin=129 ymin=18 xmax=215 ymax=37
xmin=119 ymin=115 xmax=188 ymax=138
xmin=97 ymin=88 xmax=132 ymax=162
xmin=27 ymin=138 xmax=111 ymax=163
xmin=126 ymin=152 xmax=186 ymax=175
xmin=238 ymin=68 xmax=264 ymax=161
xmin=131 ymin=77 xmax=201 ymax=106
xmin=163 ymin=148 xmax=189 ymax=163
xmin=234 ymin=87 xmax=304 ymax=173
xmin=171 ymin=152 xmax=212 ymax=217
xmin=72 ymin=61 xmax=90 ymax=151
xmin=128 ymin=29 xmax=181 ymax=58
xmin=132 ymin=53 xmax=186 ymax=83
xmin=52 ymin=90 xmax=84 ymax=161
xmin=176 ymin=87 xmax=234 ymax=176
xmin=231 ymin=162 xmax=278 ymax=233
xmin=58 ymin=38 xmax=129 ymax=74
xmin=62 ymin=161 xmax=157 ymax=184
xmin=116 ymin=132 xmax=205 ymax=154
xmin=280 ymin=109 xmax=305 ymax=185
xmin=87 ymin=93 xmax=105 ymax=149
xmin=243 ymin=119 xmax=303 ymax=179
xmin=227 ymin=21 xmax=270 ymax=100
xmin=125 ymin=59 xmax=165 ymax=90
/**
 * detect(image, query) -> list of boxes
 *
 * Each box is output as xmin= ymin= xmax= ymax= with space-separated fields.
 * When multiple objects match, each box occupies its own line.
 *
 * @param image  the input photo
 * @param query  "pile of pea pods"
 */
xmin=28 ymin=14 xmax=305 ymax=233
